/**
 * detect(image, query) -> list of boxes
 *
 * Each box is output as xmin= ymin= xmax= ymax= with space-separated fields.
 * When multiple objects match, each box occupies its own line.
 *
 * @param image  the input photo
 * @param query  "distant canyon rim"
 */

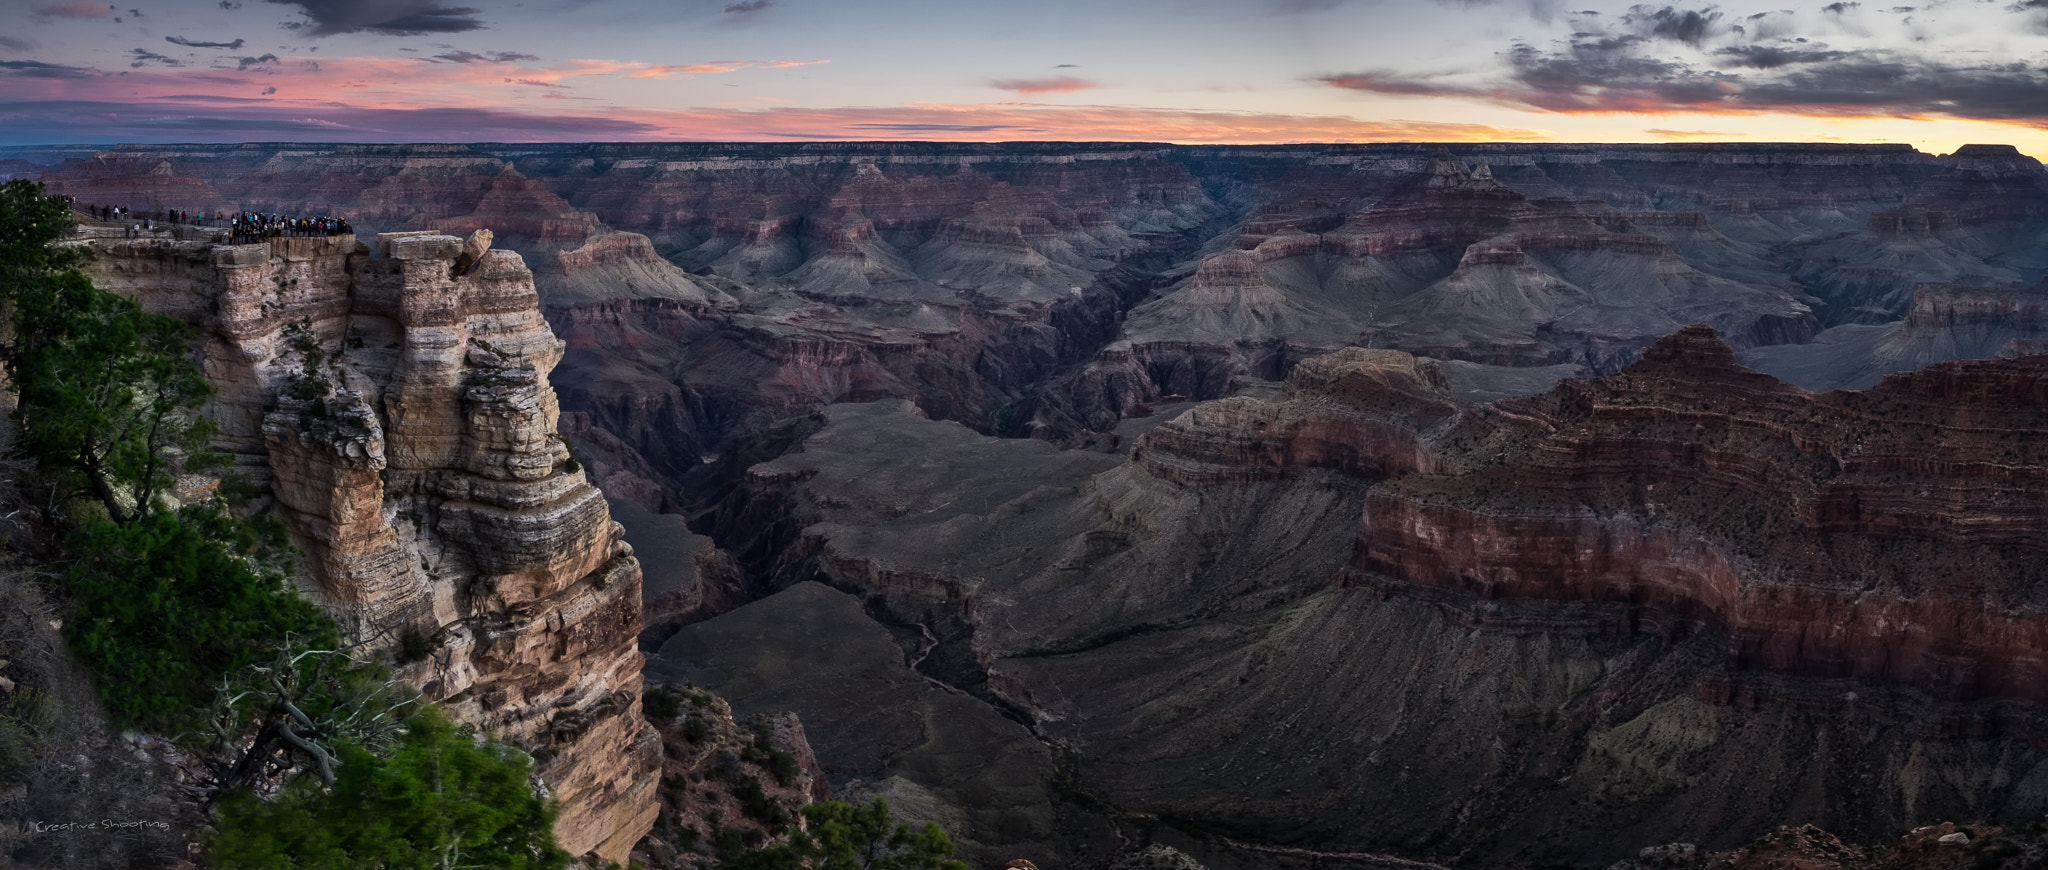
xmin=14 ymin=140 xmax=2048 ymax=868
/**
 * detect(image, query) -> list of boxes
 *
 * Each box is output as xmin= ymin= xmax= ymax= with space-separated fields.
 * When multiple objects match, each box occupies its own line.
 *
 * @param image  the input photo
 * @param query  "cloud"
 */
xmin=723 ymin=0 xmax=772 ymax=13
xmin=1270 ymin=0 xmax=1349 ymax=11
xmin=1646 ymin=128 xmax=1735 ymax=138
xmin=261 ymin=85 xmax=276 ymax=94
xmin=1324 ymin=35 xmax=2048 ymax=128
xmin=167 ymin=36 xmax=249 ymax=49
xmin=990 ymin=76 xmax=1097 ymax=95
xmin=1619 ymin=4 xmax=1724 ymax=46
xmin=505 ymin=77 xmax=568 ymax=88
xmin=0 ymin=37 xmax=35 ymax=52
xmin=265 ymin=0 xmax=486 ymax=36
xmin=1711 ymin=44 xmax=1850 ymax=68
xmin=32 ymin=2 xmax=112 ymax=19
xmin=130 ymin=48 xmax=184 ymax=68
xmin=628 ymin=58 xmax=826 ymax=77
xmin=1054 ymin=63 xmax=1078 ymax=68
xmin=1319 ymin=71 xmax=1493 ymax=98
xmin=0 ymin=59 xmax=100 ymax=79
xmin=0 ymin=96 xmax=1546 ymax=146
xmin=1821 ymin=1 xmax=1858 ymax=12
xmin=237 ymin=53 xmax=280 ymax=70
xmin=432 ymin=50 xmax=539 ymax=63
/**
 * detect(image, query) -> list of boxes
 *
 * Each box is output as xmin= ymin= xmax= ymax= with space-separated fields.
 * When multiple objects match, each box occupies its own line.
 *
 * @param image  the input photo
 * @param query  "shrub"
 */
xmin=681 ymin=713 xmax=711 ymax=744
xmin=205 ymin=706 xmax=568 ymax=870
xmin=643 ymin=686 xmax=681 ymax=722
xmin=729 ymin=798 xmax=969 ymax=870
xmin=62 ymin=506 xmax=338 ymax=733
xmin=396 ymin=624 xmax=435 ymax=665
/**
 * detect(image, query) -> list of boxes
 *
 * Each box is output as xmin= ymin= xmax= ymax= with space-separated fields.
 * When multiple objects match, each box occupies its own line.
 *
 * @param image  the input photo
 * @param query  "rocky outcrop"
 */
xmin=1359 ymin=326 xmax=2048 ymax=702
xmin=79 ymin=229 xmax=659 ymax=864
xmin=1743 ymin=278 xmax=2048 ymax=390
xmin=669 ymin=325 xmax=2048 ymax=866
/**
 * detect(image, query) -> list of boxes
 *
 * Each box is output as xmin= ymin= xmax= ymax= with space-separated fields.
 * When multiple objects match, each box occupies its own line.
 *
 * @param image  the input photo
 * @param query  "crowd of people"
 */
xmin=73 ymin=201 xmax=353 ymax=243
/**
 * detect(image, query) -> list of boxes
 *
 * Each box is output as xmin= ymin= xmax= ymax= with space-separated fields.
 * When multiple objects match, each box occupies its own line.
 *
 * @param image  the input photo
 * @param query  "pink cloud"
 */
xmin=34 ymin=1 xmax=112 ymax=18
xmin=990 ymin=76 xmax=1097 ymax=95
xmin=0 ymin=55 xmax=1544 ymax=145
xmin=0 ymin=89 xmax=1549 ymax=145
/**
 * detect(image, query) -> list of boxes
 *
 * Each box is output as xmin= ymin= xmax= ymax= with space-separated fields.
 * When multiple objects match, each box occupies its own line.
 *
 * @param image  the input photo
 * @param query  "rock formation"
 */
xmin=78 ymin=228 xmax=659 ymax=864
xmin=23 ymin=140 xmax=2048 ymax=523
xmin=657 ymin=326 xmax=2048 ymax=866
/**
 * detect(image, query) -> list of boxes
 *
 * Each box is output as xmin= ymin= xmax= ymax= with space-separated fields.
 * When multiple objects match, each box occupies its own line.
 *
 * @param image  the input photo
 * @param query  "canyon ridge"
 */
xmin=9 ymin=141 xmax=2048 ymax=868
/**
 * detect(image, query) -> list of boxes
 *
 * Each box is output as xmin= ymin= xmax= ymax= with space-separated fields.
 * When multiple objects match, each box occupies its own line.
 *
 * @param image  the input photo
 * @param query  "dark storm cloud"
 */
xmin=130 ymin=48 xmax=183 ymax=67
xmin=1620 ymin=4 xmax=1725 ymax=45
xmin=261 ymin=85 xmax=276 ymax=94
xmin=1821 ymin=1 xmax=1858 ymax=12
xmin=432 ymin=50 xmax=538 ymax=63
xmin=0 ymin=59 xmax=100 ymax=79
xmin=1324 ymin=30 xmax=2048 ymax=126
xmin=265 ymin=0 xmax=486 ymax=36
xmin=167 ymin=36 xmax=249 ymax=49
xmin=0 ymin=37 xmax=34 ymax=52
xmin=1712 ymin=43 xmax=1849 ymax=67
xmin=237 ymin=53 xmax=279 ymax=70
xmin=723 ymin=0 xmax=772 ymax=14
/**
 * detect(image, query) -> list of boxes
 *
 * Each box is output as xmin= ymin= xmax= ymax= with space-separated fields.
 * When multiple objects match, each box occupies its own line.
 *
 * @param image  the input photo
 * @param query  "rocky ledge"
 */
xmin=80 ymin=228 xmax=660 ymax=863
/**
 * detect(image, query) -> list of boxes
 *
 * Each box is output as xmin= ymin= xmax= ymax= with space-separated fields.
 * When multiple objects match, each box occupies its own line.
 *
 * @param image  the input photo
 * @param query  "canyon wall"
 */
xmin=666 ymin=327 xmax=2048 ymax=865
xmin=79 ymin=228 xmax=659 ymax=864
xmin=22 ymin=141 xmax=2047 ymax=526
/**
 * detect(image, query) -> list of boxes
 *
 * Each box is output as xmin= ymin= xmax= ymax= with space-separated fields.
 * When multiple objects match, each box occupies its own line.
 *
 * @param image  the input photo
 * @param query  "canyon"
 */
xmin=9 ymin=141 xmax=2048 ymax=866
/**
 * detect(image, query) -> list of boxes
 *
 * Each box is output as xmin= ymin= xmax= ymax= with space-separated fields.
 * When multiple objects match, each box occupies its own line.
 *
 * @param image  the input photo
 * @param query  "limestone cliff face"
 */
xmin=80 ymin=228 xmax=659 ymax=864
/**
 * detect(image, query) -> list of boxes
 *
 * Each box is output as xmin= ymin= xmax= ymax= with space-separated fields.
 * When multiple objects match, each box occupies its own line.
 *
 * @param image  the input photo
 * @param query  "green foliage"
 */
xmin=735 ymin=775 xmax=785 ymax=826
xmin=727 ymin=799 xmax=968 ymax=870
xmin=8 ymin=266 xmax=219 ymax=520
xmin=642 ymin=686 xmax=681 ymax=722
xmin=740 ymin=726 xmax=799 ymax=786
xmin=206 ymin=706 xmax=569 ymax=870
xmin=0 ymin=179 xmax=84 ymax=301
xmin=396 ymin=625 xmax=434 ymax=665
xmin=61 ymin=506 xmax=337 ymax=732
xmin=0 ymin=687 xmax=55 ymax=773
xmin=680 ymin=713 xmax=711 ymax=744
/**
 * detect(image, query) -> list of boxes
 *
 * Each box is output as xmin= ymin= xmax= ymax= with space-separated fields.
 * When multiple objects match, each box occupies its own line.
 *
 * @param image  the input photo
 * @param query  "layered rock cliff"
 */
xmin=79 ymin=227 xmax=659 ymax=863
xmin=660 ymin=327 xmax=2048 ymax=866
xmin=30 ymin=140 xmax=2043 ymax=523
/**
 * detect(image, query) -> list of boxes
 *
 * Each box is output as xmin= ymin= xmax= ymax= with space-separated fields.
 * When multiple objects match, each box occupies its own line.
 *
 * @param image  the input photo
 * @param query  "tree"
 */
xmin=0 ymin=178 xmax=84 ymax=301
xmin=61 ymin=505 xmax=338 ymax=732
xmin=205 ymin=706 xmax=570 ymax=870
xmin=728 ymin=798 xmax=969 ymax=870
xmin=201 ymin=644 xmax=419 ymax=797
xmin=0 ymin=178 xmax=220 ymax=522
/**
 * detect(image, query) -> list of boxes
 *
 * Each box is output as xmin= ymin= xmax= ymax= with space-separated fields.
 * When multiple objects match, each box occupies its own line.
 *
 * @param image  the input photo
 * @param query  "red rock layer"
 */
xmin=1354 ymin=326 xmax=2048 ymax=703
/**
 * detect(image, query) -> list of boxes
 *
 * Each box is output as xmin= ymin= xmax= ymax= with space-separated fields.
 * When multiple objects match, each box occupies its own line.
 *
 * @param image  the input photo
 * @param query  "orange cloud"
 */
xmin=628 ymin=59 xmax=828 ymax=78
xmin=990 ymin=76 xmax=1097 ymax=95
xmin=1646 ymin=128 xmax=1739 ymax=139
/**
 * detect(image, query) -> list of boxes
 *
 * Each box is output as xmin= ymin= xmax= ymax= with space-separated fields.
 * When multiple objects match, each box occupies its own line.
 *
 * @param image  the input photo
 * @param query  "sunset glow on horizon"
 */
xmin=4 ymin=0 xmax=2048 ymax=156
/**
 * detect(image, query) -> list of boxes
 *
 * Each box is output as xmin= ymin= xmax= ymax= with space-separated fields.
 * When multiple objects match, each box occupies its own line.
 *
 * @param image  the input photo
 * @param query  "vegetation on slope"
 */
xmin=0 ymin=179 xmax=565 ymax=868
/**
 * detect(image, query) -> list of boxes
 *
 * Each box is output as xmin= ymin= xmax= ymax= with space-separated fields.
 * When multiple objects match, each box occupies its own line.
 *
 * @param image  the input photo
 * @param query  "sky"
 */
xmin=3 ymin=0 xmax=2048 ymax=153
